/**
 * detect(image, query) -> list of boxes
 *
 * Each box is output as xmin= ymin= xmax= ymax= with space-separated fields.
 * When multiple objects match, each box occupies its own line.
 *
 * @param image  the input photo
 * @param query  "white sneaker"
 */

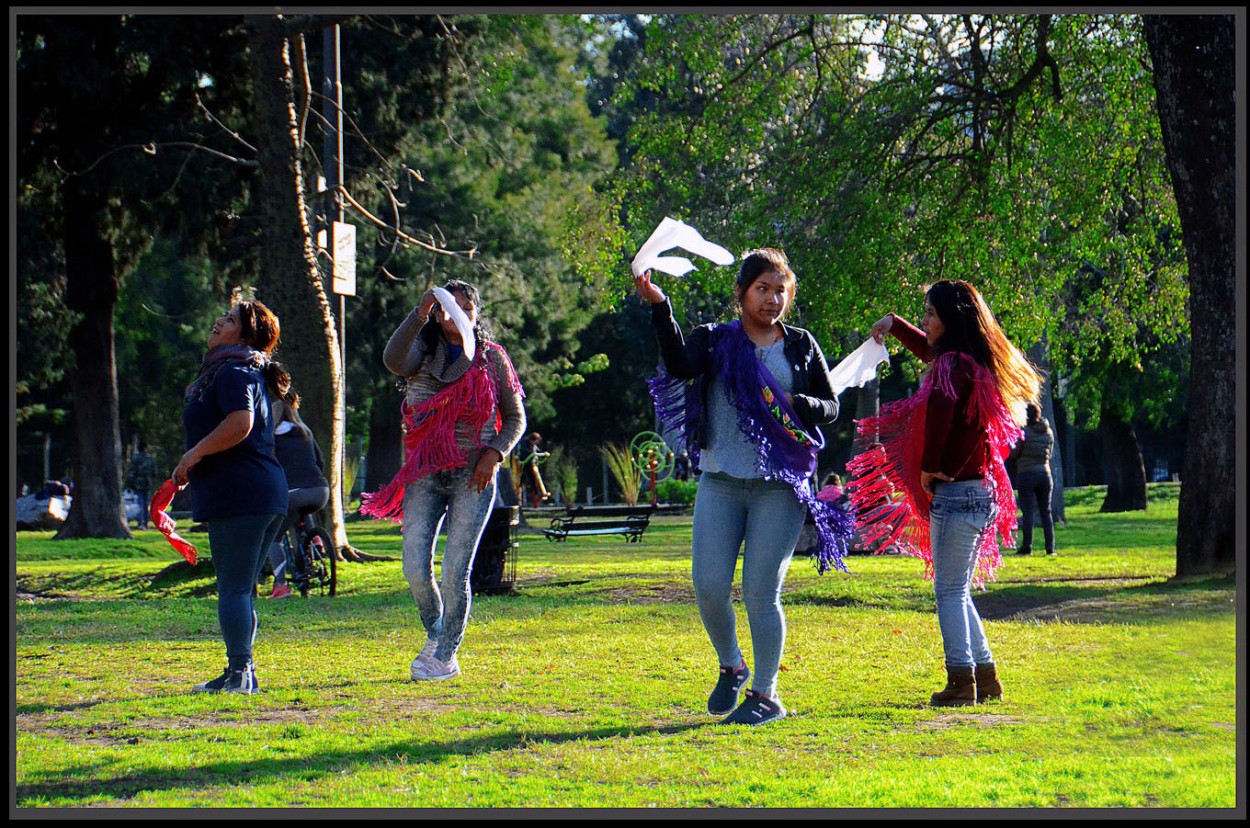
xmin=412 ymin=653 xmax=460 ymax=681
xmin=410 ymin=639 xmax=438 ymax=680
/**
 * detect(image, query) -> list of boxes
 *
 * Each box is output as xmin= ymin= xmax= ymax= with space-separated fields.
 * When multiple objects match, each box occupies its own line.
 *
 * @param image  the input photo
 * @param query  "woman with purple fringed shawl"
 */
xmin=362 ymin=280 xmax=526 ymax=683
xmin=637 ymin=249 xmax=849 ymax=727
xmin=848 ymin=280 xmax=1042 ymax=708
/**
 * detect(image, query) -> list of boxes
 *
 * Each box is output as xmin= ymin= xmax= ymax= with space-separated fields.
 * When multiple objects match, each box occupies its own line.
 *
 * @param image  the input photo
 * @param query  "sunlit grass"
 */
xmin=14 ymin=483 xmax=1236 ymax=809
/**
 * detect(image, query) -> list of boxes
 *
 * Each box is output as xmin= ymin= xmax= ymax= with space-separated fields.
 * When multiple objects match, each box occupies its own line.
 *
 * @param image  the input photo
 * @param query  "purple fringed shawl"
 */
xmin=648 ymin=320 xmax=854 ymax=574
xmin=846 ymin=351 xmax=1022 ymax=588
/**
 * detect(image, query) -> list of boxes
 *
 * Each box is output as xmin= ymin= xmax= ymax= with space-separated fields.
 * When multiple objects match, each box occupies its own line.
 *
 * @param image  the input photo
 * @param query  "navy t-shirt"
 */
xmin=183 ymin=364 xmax=289 ymax=522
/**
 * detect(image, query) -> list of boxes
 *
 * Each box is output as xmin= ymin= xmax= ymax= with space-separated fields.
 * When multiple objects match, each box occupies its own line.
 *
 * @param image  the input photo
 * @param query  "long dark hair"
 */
xmin=925 ymin=279 xmax=1041 ymax=410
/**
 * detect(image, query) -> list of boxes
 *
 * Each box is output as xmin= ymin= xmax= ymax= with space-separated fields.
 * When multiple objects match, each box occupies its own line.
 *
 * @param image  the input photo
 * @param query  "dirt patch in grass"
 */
xmin=599 ymin=583 xmax=697 ymax=604
xmin=17 ymin=589 xmax=82 ymax=603
xmin=916 ymin=712 xmax=1026 ymax=730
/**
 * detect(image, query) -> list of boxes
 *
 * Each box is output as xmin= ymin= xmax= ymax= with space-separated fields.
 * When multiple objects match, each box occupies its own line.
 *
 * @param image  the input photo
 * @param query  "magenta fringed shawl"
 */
xmin=846 ymin=351 xmax=1022 ymax=588
xmin=360 ymin=341 xmax=523 ymax=523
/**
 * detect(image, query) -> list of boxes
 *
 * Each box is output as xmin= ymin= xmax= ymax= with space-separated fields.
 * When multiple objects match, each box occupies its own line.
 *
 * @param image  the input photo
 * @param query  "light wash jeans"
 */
xmin=929 ymin=479 xmax=996 ymax=669
xmin=207 ymin=512 xmax=286 ymax=670
xmin=402 ymin=467 xmax=496 ymax=662
xmin=691 ymin=471 xmax=807 ymax=699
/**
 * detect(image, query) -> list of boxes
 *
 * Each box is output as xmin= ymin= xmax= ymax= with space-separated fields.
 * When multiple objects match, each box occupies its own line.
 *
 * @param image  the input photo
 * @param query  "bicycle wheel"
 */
xmin=301 ymin=527 xmax=338 ymax=597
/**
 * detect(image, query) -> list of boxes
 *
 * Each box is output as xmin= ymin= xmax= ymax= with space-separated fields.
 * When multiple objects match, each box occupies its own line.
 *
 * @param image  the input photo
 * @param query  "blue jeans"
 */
xmin=691 ymin=471 xmax=806 ymax=699
xmin=929 ymin=479 xmax=996 ymax=669
xmin=207 ymin=512 xmax=286 ymax=670
xmin=402 ymin=467 xmax=496 ymax=662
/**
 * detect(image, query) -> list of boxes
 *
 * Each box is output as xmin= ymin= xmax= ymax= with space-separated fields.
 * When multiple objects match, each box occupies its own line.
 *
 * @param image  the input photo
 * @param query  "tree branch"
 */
xmin=338 ymin=185 xmax=478 ymax=259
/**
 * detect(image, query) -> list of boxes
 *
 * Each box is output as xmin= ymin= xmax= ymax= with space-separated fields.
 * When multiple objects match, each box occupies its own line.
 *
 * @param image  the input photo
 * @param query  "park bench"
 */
xmin=542 ymin=504 xmax=656 ymax=543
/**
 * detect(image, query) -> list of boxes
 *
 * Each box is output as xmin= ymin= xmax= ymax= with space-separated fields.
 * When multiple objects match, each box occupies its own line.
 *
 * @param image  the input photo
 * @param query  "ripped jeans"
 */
xmin=401 ymin=467 xmax=496 ymax=662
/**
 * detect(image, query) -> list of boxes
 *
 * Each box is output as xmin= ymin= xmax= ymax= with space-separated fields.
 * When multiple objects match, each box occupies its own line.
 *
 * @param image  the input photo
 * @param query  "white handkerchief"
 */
xmin=630 ymin=217 xmax=735 ymax=278
xmin=829 ymin=338 xmax=891 ymax=395
xmin=431 ymin=286 xmax=476 ymax=363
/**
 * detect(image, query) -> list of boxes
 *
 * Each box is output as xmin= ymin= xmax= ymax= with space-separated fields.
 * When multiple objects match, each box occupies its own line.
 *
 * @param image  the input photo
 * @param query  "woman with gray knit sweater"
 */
xmin=362 ymin=280 xmax=527 ymax=681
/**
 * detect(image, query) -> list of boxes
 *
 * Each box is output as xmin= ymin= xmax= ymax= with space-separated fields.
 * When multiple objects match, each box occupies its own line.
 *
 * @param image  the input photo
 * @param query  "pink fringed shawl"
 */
xmin=360 ymin=341 xmax=523 ymax=523
xmin=846 ymin=352 xmax=1022 ymax=588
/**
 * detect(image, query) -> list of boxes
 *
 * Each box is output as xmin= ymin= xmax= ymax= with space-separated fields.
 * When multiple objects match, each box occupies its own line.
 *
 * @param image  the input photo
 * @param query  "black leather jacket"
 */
xmin=649 ymin=298 xmax=840 ymax=452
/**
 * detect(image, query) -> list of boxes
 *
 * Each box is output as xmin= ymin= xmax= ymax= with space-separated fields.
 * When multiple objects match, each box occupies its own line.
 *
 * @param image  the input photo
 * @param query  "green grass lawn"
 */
xmin=14 ymin=483 xmax=1238 ymax=810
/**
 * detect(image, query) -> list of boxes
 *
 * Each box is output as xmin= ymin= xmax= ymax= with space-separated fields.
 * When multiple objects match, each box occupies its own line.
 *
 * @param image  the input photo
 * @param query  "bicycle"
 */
xmin=278 ymin=506 xmax=337 ymax=597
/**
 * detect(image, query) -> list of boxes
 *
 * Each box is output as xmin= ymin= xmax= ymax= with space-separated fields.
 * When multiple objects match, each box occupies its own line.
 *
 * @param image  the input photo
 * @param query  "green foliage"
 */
xmin=601 ymin=12 xmax=1189 ymax=430
xmin=654 ymin=476 xmax=698 ymax=505
xmin=545 ymin=444 xmax=580 ymax=505
xmin=343 ymin=14 xmax=620 ymax=427
xmin=599 ymin=442 xmax=641 ymax=505
xmin=13 ymin=488 xmax=1236 ymax=808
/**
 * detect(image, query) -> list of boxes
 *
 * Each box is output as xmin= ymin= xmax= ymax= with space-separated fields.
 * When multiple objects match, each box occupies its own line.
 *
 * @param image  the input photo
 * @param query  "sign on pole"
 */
xmin=330 ymin=221 xmax=356 ymax=297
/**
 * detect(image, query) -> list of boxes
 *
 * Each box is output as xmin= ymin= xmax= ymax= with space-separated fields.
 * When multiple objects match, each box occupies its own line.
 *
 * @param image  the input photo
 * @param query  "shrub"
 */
xmin=655 ymin=476 xmax=698 ymax=505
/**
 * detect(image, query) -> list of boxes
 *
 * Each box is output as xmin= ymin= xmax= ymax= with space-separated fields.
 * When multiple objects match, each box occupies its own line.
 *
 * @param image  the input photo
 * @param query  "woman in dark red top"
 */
xmin=848 ymin=280 xmax=1041 ymax=707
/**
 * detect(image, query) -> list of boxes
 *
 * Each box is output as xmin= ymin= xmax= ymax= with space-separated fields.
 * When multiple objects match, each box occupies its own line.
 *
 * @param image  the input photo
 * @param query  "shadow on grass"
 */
xmin=974 ymin=576 xmax=1234 ymax=624
xmin=14 ymin=718 xmax=708 ymax=806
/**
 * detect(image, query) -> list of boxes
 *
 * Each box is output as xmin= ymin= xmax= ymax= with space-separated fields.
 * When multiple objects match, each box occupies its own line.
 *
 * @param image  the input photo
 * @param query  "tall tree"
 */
xmin=16 ymin=14 xmax=253 ymax=539
xmin=1143 ymin=15 xmax=1236 ymax=577
xmin=244 ymin=14 xmax=350 ymax=552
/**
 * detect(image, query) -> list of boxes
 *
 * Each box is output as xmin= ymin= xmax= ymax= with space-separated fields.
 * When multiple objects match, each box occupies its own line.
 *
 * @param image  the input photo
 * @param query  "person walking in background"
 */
xmin=850 ymin=279 xmax=1042 ymax=707
xmin=264 ymin=364 xmax=331 ymax=598
xmin=636 ymin=248 xmax=850 ymax=726
xmin=174 ymin=300 xmax=287 ymax=695
xmin=125 ymin=440 xmax=158 ymax=529
xmin=1013 ymin=401 xmax=1057 ymax=557
xmin=518 ymin=432 xmax=550 ymax=508
xmin=362 ymin=280 xmax=527 ymax=682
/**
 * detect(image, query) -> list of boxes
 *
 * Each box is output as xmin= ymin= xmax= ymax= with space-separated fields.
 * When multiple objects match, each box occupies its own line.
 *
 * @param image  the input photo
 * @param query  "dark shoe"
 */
xmin=1016 ymin=548 xmax=1032 ymax=556
xmin=707 ymin=662 xmax=750 ymax=715
xmin=930 ymin=665 xmax=976 ymax=707
xmin=721 ymin=689 xmax=787 ymax=726
xmin=193 ymin=664 xmax=257 ymax=695
xmin=974 ymin=662 xmax=1003 ymax=703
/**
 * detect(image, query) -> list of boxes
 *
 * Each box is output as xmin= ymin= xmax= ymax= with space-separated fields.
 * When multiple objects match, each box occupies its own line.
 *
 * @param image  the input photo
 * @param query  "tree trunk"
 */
xmin=1144 ymin=15 xmax=1236 ymax=576
xmin=1097 ymin=408 xmax=1148 ymax=513
xmin=247 ymin=15 xmax=351 ymax=557
xmin=54 ymin=181 xmax=131 ymax=540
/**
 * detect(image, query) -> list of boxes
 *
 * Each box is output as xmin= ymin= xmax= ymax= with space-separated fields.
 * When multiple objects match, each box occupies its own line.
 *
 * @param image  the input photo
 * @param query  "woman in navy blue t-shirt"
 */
xmin=173 ymin=300 xmax=287 ymax=695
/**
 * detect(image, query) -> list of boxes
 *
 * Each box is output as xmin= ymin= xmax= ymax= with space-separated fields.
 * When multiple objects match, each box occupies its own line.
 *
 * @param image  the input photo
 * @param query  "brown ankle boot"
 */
xmin=974 ymin=662 xmax=1003 ymax=703
xmin=930 ymin=665 xmax=976 ymax=707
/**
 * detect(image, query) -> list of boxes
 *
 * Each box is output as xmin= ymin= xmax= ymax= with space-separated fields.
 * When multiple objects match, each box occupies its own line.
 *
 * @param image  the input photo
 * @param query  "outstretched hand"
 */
xmin=634 ymin=270 xmax=666 ymax=305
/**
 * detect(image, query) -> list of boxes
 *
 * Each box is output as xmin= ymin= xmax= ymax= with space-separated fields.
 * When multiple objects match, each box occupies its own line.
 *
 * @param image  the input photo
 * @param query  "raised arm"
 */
xmin=382 ymin=289 xmax=439 ymax=377
xmin=635 ymin=270 xmax=712 ymax=379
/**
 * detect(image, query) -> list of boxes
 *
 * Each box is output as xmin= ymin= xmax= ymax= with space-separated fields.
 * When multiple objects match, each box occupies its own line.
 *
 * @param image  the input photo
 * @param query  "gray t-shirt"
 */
xmin=700 ymin=339 xmax=794 ymax=479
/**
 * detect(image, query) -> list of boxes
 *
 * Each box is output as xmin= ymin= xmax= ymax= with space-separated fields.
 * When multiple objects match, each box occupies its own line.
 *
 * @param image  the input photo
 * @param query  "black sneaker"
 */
xmin=707 ymin=663 xmax=751 ymax=715
xmin=193 ymin=665 xmax=257 ymax=695
xmin=721 ymin=689 xmax=787 ymax=726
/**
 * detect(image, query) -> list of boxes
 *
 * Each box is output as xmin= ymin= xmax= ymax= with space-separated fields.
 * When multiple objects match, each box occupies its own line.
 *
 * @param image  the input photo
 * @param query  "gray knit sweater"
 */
xmin=382 ymin=306 xmax=527 ymax=463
